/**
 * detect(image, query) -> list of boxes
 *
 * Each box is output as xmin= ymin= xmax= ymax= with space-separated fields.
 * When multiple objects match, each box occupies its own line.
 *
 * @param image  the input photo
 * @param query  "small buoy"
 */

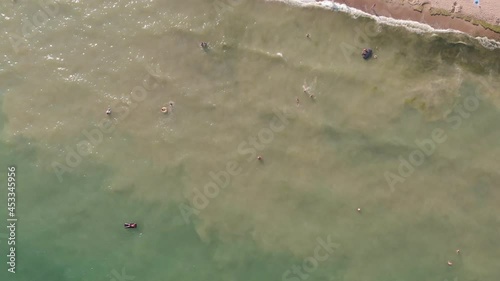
xmin=357 ymin=208 xmax=361 ymax=213
xmin=161 ymin=106 xmax=168 ymax=113
xmin=447 ymin=261 xmax=453 ymax=266
xmin=456 ymin=249 xmax=460 ymax=254
xmin=106 ymin=108 xmax=111 ymax=115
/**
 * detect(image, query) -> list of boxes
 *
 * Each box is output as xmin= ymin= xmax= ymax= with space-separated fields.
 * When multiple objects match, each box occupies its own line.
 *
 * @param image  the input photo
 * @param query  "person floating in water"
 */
xmin=200 ymin=42 xmax=208 ymax=49
xmin=106 ymin=107 xmax=111 ymax=115
xmin=362 ymin=48 xmax=373 ymax=60
xmin=302 ymin=84 xmax=310 ymax=95
xmin=302 ymin=83 xmax=315 ymax=99
xmin=124 ymin=223 xmax=137 ymax=229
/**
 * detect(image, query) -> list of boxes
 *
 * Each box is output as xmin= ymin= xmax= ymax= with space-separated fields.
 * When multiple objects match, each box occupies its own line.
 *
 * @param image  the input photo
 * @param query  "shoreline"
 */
xmin=272 ymin=0 xmax=500 ymax=45
xmin=335 ymin=0 xmax=500 ymax=41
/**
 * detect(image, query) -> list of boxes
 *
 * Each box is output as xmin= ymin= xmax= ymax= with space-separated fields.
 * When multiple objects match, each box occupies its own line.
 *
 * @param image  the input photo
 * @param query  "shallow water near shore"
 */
xmin=1 ymin=1 xmax=500 ymax=281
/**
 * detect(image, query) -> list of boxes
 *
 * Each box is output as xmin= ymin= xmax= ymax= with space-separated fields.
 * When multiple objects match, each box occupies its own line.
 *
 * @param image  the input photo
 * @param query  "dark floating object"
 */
xmin=124 ymin=223 xmax=137 ymax=229
xmin=362 ymin=48 xmax=373 ymax=60
xmin=200 ymin=42 xmax=208 ymax=49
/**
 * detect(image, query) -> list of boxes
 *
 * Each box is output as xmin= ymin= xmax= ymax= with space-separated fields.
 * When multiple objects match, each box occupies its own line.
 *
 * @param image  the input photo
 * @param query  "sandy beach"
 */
xmin=334 ymin=0 xmax=500 ymax=40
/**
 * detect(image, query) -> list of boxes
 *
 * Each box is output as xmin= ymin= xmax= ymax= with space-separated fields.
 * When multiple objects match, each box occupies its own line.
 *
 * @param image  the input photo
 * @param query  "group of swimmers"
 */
xmin=119 ymin=40 xmax=462 ymax=270
xmin=161 ymin=101 xmax=175 ymax=114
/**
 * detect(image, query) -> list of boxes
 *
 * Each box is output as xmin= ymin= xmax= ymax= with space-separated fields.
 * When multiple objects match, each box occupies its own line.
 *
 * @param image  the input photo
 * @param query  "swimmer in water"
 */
xmin=303 ymin=84 xmax=310 ymax=94
xmin=303 ymin=83 xmax=315 ymax=99
xmin=362 ymin=48 xmax=373 ymax=59
xmin=296 ymin=97 xmax=300 ymax=106
xmin=106 ymin=108 xmax=111 ymax=115
xmin=200 ymin=42 xmax=208 ymax=49
xmin=124 ymin=223 xmax=137 ymax=229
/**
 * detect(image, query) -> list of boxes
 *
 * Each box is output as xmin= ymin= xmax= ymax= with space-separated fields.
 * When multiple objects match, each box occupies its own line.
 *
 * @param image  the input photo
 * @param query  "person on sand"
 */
xmin=371 ymin=3 xmax=379 ymax=16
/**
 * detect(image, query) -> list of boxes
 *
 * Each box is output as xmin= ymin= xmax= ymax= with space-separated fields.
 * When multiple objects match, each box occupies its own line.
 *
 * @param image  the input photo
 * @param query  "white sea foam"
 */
xmin=267 ymin=0 xmax=500 ymax=50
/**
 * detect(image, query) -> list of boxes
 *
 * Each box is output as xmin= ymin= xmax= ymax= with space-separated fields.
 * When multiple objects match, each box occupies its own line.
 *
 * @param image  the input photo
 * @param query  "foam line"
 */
xmin=267 ymin=0 xmax=500 ymax=50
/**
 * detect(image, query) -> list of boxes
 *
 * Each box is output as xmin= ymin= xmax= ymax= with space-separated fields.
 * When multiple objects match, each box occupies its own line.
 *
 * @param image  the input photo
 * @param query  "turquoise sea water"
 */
xmin=0 ymin=1 xmax=500 ymax=281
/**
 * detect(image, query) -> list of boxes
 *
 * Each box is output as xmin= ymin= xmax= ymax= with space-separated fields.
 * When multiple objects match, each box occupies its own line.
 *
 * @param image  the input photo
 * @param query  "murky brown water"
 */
xmin=1 ymin=1 xmax=499 ymax=281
